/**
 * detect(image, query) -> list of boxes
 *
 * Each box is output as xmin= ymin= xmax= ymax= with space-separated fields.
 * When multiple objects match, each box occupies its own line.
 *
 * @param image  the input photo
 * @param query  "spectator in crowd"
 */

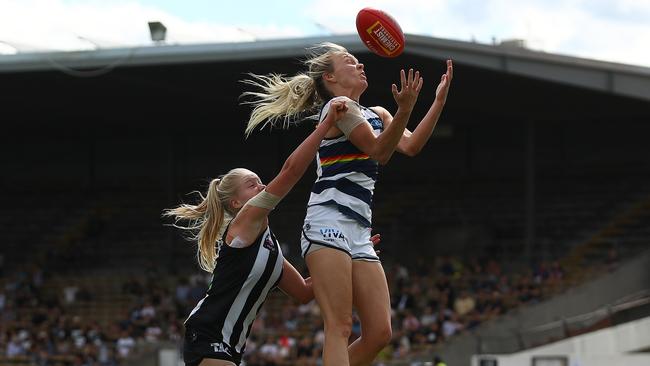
xmin=434 ymin=355 xmax=447 ymax=366
xmin=115 ymin=331 xmax=135 ymax=359
xmin=454 ymin=290 xmax=475 ymax=316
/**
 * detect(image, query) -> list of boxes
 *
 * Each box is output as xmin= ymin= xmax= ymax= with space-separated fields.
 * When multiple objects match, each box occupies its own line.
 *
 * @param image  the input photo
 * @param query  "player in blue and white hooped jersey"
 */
xmin=164 ymin=100 xmax=350 ymax=366
xmin=242 ymin=43 xmax=453 ymax=366
xmin=301 ymin=97 xmax=385 ymax=262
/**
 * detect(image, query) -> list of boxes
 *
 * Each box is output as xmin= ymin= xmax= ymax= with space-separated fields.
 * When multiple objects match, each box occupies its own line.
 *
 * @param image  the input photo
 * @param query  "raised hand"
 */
xmin=391 ymin=68 xmax=424 ymax=111
xmin=435 ymin=60 xmax=453 ymax=104
xmin=322 ymin=99 xmax=348 ymax=128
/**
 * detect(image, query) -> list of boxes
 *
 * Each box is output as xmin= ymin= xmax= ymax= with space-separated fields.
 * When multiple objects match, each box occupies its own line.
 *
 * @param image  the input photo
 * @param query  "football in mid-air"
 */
xmin=356 ymin=7 xmax=405 ymax=58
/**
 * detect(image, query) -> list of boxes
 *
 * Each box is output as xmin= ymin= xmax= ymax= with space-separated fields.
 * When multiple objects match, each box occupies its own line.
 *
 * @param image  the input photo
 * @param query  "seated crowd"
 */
xmin=1 ymin=255 xmax=568 ymax=366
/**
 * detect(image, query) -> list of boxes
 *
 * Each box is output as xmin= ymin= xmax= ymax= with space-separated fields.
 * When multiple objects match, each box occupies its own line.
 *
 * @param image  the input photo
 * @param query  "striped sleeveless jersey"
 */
xmin=307 ymin=99 xmax=384 ymax=227
xmin=185 ymin=226 xmax=284 ymax=355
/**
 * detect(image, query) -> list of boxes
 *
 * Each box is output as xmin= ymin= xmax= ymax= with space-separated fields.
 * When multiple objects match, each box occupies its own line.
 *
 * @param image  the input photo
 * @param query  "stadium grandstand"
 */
xmin=1 ymin=34 xmax=649 ymax=366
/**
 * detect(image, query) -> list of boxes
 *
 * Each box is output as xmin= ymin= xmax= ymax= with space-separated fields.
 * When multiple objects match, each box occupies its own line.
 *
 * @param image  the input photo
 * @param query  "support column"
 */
xmin=524 ymin=120 xmax=536 ymax=263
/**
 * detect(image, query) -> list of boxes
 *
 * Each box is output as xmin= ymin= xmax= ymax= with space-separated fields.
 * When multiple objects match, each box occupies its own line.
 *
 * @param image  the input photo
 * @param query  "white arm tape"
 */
xmin=322 ymin=96 xmax=366 ymax=138
xmin=245 ymin=189 xmax=282 ymax=210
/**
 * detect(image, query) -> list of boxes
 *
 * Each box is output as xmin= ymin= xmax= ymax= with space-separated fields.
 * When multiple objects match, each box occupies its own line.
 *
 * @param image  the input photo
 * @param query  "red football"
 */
xmin=356 ymin=7 xmax=405 ymax=58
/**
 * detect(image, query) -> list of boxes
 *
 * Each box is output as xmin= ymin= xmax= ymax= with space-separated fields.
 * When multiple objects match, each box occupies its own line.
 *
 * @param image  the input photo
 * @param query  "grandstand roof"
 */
xmin=0 ymin=34 xmax=649 ymax=102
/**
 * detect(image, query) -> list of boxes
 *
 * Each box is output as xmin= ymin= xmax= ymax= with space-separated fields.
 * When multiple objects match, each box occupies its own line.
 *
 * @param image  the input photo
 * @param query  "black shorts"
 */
xmin=183 ymin=328 xmax=242 ymax=366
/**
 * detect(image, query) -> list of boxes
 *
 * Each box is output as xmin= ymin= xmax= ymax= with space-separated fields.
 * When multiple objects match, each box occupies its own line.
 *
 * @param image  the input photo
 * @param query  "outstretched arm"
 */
xmin=347 ymin=68 xmax=423 ymax=165
xmin=229 ymin=101 xmax=348 ymax=244
xmin=378 ymin=60 xmax=453 ymax=157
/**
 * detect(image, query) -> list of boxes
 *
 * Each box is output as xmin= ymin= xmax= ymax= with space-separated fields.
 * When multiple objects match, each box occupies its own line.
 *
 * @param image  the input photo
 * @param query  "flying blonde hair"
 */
xmin=241 ymin=42 xmax=348 ymax=136
xmin=162 ymin=168 xmax=253 ymax=272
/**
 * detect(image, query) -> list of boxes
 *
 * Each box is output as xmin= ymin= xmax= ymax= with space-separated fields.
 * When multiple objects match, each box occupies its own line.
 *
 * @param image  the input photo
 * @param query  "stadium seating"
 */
xmin=2 ymin=168 xmax=649 ymax=365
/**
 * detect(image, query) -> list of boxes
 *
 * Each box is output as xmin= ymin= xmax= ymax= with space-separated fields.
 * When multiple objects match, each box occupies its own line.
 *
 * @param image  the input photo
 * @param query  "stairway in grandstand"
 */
xmin=473 ymin=294 xmax=650 ymax=366
xmin=424 ymin=250 xmax=650 ymax=366
xmin=561 ymin=191 xmax=650 ymax=284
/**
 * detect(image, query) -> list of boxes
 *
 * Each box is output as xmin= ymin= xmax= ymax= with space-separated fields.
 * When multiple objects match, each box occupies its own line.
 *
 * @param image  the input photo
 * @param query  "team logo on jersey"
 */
xmin=368 ymin=117 xmax=383 ymax=130
xmin=210 ymin=342 xmax=232 ymax=356
xmin=263 ymin=234 xmax=276 ymax=251
xmin=320 ymin=228 xmax=346 ymax=242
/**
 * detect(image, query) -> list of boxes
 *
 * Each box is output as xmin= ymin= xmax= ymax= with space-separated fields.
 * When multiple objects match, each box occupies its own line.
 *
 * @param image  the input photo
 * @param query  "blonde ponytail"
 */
xmin=241 ymin=73 xmax=317 ymax=136
xmin=241 ymin=42 xmax=348 ymax=137
xmin=163 ymin=168 xmax=253 ymax=272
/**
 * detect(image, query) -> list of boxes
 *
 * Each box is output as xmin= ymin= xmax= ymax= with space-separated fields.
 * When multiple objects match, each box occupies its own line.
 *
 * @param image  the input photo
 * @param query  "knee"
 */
xmin=379 ymin=326 xmax=393 ymax=346
xmin=362 ymin=324 xmax=391 ymax=351
xmin=325 ymin=315 xmax=353 ymax=339
xmin=372 ymin=325 xmax=392 ymax=348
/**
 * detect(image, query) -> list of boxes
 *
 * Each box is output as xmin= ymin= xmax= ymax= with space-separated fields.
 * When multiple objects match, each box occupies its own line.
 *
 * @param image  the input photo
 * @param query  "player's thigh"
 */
xmin=306 ymin=248 xmax=353 ymax=322
xmin=352 ymin=260 xmax=391 ymax=330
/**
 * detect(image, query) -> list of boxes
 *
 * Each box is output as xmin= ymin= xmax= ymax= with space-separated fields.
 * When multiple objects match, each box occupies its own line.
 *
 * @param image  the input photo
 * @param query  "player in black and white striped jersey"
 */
xmin=164 ymin=100 xmax=350 ymax=366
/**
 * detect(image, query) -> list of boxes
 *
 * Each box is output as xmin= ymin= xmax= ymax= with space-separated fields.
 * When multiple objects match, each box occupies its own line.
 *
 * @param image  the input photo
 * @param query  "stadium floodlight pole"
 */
xmin=148 ymin=21 xmax=167 ymax=44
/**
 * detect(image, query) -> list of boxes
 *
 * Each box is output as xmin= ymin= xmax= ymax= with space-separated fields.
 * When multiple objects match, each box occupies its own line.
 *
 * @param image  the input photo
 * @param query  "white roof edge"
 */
xmin=0 ymin=35 xmax=364 ymax=73
xmin=1 ymin=33 xmax=648 ymax=101
xmin=405 ymin=34 xmax=650 ymax=101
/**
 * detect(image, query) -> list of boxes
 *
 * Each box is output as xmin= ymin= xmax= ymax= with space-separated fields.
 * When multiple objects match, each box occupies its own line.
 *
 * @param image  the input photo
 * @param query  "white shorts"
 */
xmin=300 ymin=205 xmax=379 ymax=262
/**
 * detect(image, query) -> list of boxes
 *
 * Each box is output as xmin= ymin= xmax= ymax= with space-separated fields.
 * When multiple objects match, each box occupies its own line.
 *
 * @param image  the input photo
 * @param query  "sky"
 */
xmin=1 ymin=0 xmax=649 ymax=67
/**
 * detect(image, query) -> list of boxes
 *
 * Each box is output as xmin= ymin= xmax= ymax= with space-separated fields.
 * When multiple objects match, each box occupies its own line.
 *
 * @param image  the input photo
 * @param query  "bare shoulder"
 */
xmin=369 ymin=106 xmax=391 ymax=120
xmin=225 ymin=206 xmax=268 ymax=247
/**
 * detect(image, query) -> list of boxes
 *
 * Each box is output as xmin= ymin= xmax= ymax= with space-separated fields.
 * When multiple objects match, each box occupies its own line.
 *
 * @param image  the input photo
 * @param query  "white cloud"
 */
xmin=305 ymin=0 xmax=650 ymax=66
xmin=0 ymin=0 xmax=304 ymax=54
xmin=0 ymin=0 xmax=649 ymax=67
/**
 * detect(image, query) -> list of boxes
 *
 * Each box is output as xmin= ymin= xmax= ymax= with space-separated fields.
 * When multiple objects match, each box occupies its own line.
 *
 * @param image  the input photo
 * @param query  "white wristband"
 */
xmin=245 ymin=189 xmax=282 ymax=210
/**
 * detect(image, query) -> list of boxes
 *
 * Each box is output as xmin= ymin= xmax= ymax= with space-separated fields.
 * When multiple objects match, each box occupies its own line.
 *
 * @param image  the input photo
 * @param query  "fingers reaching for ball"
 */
xmin=391 ymin=68 xmax=423 ymax=111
